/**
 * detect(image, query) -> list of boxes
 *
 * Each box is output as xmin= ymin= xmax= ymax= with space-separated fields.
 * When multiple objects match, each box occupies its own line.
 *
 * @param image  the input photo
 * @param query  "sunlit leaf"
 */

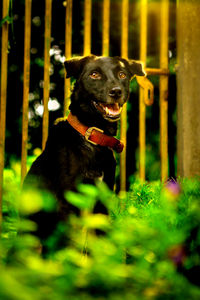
xmin=19 ymin=190 xmax=43 ymax=215
xmin=82 ymin=213 xmax=110 ymax=230
xmin=65 ymin=191 xmax=95 ymax=210
xmin=77 ymin=184 xmax=99 ymax=198
xmin=25 ymin=255 xmax=63 ymax=275
xmin=19 ymin=190 xmax=56 ymax=215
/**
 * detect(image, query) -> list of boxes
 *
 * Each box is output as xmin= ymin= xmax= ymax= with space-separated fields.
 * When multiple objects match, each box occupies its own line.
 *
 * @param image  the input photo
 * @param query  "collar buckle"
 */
xmin=85 ymin=127 xmax=104 ymax=145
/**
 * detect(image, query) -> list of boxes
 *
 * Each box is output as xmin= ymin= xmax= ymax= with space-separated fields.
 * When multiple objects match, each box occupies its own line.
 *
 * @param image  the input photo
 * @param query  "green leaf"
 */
xmin=65 ymin=191 xmax=95 ymax=210
xmin=77 ymin=184 xmax=99 ymax=198
xmin=34 ymin=58 xmax=44 ymax=67
xmin=19 ymin=190 xmax=43 ymax=215
xmin=17 ymin=219 xmax=37 ymax=233
xmin=0 ymin=16 xmax=13 ymax=27
xmin=20 ymin=189 xmax=56 ymax=215
xmin=82 ymin=213 xmax=110 ymax=230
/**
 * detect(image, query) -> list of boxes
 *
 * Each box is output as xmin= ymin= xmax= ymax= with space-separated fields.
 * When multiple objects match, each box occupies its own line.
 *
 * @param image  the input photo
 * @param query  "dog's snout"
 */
xmin=109 ymin=87 xmax=122 ymax=98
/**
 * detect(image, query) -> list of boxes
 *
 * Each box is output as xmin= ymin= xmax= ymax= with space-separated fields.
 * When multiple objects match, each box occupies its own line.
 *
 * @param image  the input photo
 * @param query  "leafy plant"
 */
xmin=1 ymin=170 xmax=200 ymax=299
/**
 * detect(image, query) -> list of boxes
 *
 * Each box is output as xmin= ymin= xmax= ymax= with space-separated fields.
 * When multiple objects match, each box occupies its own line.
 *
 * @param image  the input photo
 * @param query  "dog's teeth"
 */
xmin=105 ymin=107 xmax=109 ymax=115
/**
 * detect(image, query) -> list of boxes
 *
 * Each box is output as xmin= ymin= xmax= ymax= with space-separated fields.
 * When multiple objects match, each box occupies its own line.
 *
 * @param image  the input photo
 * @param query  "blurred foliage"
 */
xmin=1 ymin=168 xmax=200 ymax=299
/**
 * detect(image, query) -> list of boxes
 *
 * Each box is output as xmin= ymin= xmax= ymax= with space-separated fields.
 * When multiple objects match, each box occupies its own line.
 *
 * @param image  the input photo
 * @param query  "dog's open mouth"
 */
xmin=93 ymin=101 xmax=123 ymax=121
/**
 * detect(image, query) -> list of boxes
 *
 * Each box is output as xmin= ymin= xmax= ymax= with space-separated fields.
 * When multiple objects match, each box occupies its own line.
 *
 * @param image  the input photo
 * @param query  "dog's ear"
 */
xmin=128 ymin=60 xmax=146 ymax=77
xmin=64 ymin=56 xmax=95 ymax=78
xmin=118 ymin=57 xmax=146 ymax=77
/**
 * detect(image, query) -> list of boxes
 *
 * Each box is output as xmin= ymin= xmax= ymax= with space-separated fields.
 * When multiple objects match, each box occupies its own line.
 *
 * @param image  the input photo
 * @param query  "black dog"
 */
xmin=24 ymin=55 xmax=145 ymax=248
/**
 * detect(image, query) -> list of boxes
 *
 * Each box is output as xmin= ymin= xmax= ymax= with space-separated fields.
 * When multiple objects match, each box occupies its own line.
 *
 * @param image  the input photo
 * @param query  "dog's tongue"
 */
xmin=102 ymin=103 xmax=121 ymax=116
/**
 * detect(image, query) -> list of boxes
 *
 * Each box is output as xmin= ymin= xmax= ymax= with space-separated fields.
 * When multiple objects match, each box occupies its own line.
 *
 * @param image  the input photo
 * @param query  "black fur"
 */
xmin=24 ymin=55 xmax=145 ymax=249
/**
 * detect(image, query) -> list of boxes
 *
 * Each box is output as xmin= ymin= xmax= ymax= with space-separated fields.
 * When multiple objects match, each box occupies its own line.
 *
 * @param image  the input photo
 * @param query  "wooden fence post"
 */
xmin=139 ymin=0 xmax=147 ymax=181
xmin=177 ymin=0 xmax=200 ymax=177
xmin=21 ymin=0 xmax=32 ymax=184
xmin=0 ymin=0 xmax=9 ymax=223
xmin=102 ymin=0 xmax=110 ymax=56
xmin=64 ymin=0 xmax=73 ymax=116
xmin=42 ymin=0 xmax=52 ymax=150
xmin=84 ymin=0 xmax=92 ymax=56
xmin=160 ymin=0 xmax=169 ymax=181
xmin=120 ymin=0 xmax=129 ymax=191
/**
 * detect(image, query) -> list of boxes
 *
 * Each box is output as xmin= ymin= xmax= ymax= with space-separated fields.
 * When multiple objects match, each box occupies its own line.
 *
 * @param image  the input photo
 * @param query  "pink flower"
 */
xmin=165 ymin=179 xmax=181 ymax=196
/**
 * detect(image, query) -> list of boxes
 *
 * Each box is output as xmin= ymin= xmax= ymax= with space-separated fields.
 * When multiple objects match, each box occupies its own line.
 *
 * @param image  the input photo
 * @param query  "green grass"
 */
xmin=1 ymin=167 xmax=200 ymax=299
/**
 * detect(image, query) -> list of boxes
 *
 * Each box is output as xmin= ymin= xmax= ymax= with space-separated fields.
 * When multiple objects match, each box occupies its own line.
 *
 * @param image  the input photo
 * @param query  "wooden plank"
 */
xmin=120 ymin=0 xmax=129 ymax=191
xmin=64 ymin=0 xmax=73 ymax=116
xmin=42 ymin=0 xmax=52 ymax=150
xmin=0 ymin=0 xmax=9 ymax=223
xmin=139 ymin=0 xmax=147 ymax=181
xmin=177 ymin=0 xmax=200 ymax=177
xmin=159 ymin=0 xmax=169 ymax=181
xmin=102 ymin=0 xmax=110 ymax=56
xmin=146 ymin=68 xmax=169 ymax=76
xmin=21 ymin=0 xmax=32 ymax=184
xmin=84 ymin=0 xmax=92 ymax=56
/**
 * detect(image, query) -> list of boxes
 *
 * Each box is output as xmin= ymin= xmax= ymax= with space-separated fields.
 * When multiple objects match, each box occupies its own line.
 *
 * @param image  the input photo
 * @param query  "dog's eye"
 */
xmin=118 ymin=71 xmax=126 ymax=79
xmin=90 ymin=71 xmax=101 ymax=79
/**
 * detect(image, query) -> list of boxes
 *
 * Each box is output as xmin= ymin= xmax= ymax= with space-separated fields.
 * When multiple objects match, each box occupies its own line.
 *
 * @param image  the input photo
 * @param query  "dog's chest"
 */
xmin=80 ymin=142 xmax=113 ymax=180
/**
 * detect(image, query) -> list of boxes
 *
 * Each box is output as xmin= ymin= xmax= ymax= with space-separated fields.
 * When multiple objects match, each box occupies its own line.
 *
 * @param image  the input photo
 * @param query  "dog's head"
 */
xmin=64 ymin=55 xmax=145 ymax=123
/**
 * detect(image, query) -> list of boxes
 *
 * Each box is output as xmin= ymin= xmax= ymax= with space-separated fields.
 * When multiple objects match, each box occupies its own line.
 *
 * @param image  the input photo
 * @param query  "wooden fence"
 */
xmin=0 ymin=0 xmax=170 ymax=219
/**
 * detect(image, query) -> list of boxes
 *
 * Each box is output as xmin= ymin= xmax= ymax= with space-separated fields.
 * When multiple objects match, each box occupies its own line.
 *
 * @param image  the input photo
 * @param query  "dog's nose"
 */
xmin=109 ymin=87 xmax=122 ymax=98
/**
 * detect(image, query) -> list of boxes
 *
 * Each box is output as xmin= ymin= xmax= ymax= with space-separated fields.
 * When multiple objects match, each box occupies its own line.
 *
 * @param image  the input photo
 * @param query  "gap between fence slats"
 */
xmin=120 ymin=0 xmax=129 ymax=192
xmin=0 ymin=0 xmax=9 ymax=223
xmin=64 ymin=0 xmax=73 ymax=116
xmin=21 ymin=0 xmax=32 ymax=184
xmin=160 ymin=0 xmax=169 ymax=181
xmin=139 ymin=0 xmax=147 ymax=181
xmin=42 ymin=0 xmax=52 ymax=150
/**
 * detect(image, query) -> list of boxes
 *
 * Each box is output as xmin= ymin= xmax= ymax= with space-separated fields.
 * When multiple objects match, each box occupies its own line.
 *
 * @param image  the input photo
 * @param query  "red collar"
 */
xmin=67 ymin=113 xmax=124 ymax=153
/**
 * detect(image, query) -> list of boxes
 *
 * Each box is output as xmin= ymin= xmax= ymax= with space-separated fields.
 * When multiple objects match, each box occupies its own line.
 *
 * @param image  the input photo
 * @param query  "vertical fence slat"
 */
xmin=42 ymin=0 xmax=52 ymax=150
xmin=160 ymin=0 xmax=169 ymax=181
xmin=120 ymin=0 xmax=129 ymax=191
xmin=21 ymin=0 xmax=32 ymax=184
xmin=139 ymin=0 xmax=147 ymax=181
xmin=84 ymin=0 xmax=92 ymax=56
xmin=64 ymin=0 xmax=73 ymax=116
xmin=0 ymin=0 xmax=9 ymax=222
xmin=102 ymin=0 xmax=110 ymax=56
